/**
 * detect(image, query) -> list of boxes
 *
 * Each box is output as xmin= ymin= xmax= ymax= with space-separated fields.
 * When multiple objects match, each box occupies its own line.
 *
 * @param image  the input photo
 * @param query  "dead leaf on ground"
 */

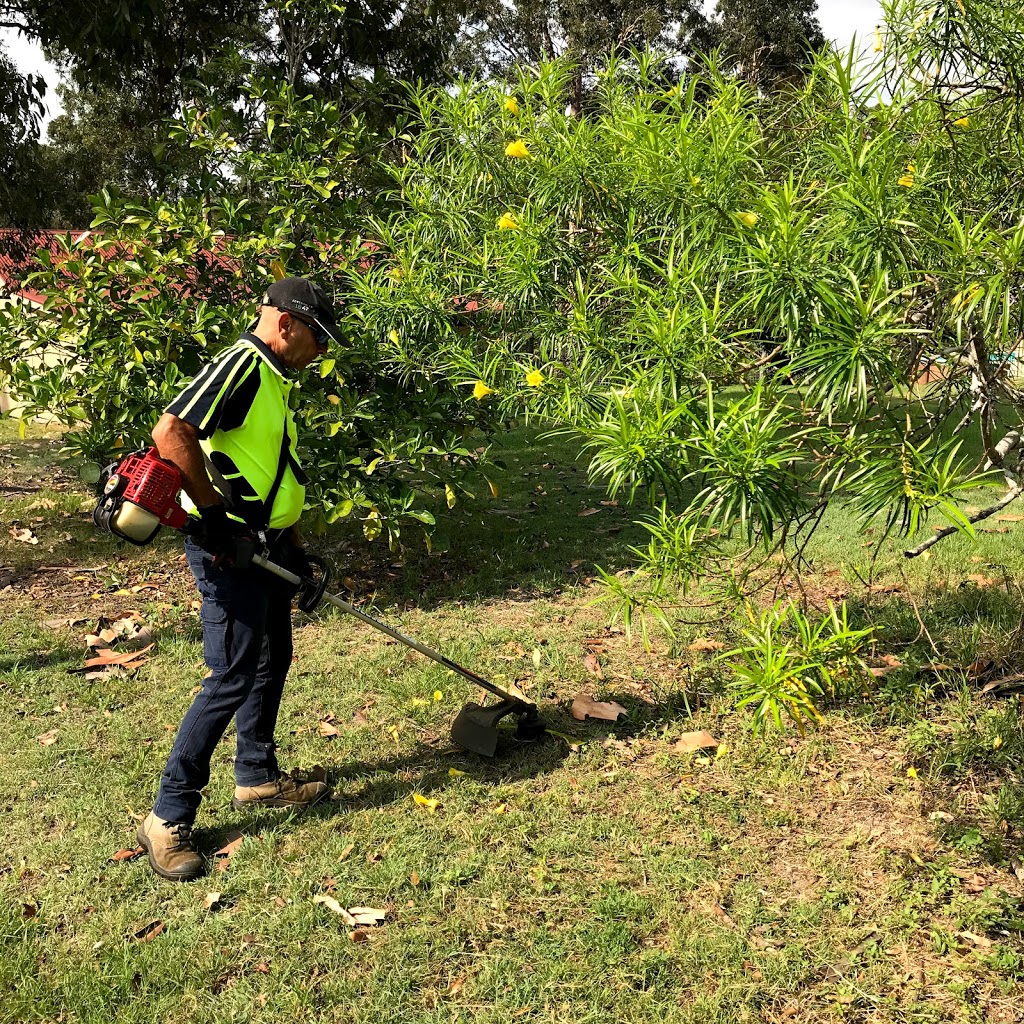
xmin=583 ymin=652 xmax=604 ymax=679
xmin=576 ymin=507 xmax=601 ymax=517
xmin=708 ymin=902 xmax=735 ymax=928
xmin=213 ymin=831 xmax=244 ymax=871
xmin=688 ymin=638 xmax=726 ymax=653
xmin=319 ymin=717 xmax=341 ymax=738
xmin=132 ymin=920 xmax=165 ymax=942
xmin=966 ymin=574 xmax=997 ymax=588
xmin=36 ymin=729 xmax=59 ymax=746
xmin=995 ymin=514 xmax=1024 ymax=522
xmin=10 ymin=527 xmax=38 ymax=545
xmin=957 ymin=930 xmax=993 ymax=948
xmin=570 ymin=694 xmax=628 ymax=722
xmin=22 ymin=902 xmax=38 ymax=919
xmin=110 ymin=847 xmax=144 ymax=863
xmin=672 ymin=730 xmax=719 ymax=753
xmin=348 ymin=907 xmax=386 ymax=926
xmin=349 ymin=929 xmax=370 ymax=942
xmin=413 ymin=793 xmax=441 ymax=813
xmin=203 ymin=892 xmax=223 ymax=911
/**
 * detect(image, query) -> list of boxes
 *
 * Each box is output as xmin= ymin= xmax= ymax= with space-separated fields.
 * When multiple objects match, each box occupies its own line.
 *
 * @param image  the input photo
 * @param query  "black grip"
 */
xmin=297 ymin=553 xmax=330 ymax=613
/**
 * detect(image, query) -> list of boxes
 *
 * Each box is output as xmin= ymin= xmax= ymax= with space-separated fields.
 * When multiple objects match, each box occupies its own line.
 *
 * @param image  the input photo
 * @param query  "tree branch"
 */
xmin=904 ymin=483 xmax=1023 ymax=559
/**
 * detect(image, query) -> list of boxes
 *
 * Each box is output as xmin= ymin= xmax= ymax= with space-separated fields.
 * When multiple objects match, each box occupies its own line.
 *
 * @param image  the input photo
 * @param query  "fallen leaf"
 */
xmin=338 ymin=844 xmax=354 ymax=862
xmin=995 ymin=514 xmax=1024 ymax=522
xmin=708 ymin=902 xmax=735 ymax=928
xmin=132 ymin=920 xmax=165 ymax=942
xmin=319 ymin=718 xmax=341 ymax=738
xmin=10 ymin=526 xmax=38 ymax=544
xmin=599 ymin=499 xmax=619 ymax=507
xmin=413 ymin=793 xmax=441 ymax=813
xmin=203 ymin=892 xmax=223 ymax=911
xmin=410 ymin=871 xmax=420 ymax=886
xmin=570 ymin=694 xmax=628 ymax=722
xmin=313 ymin=894 xmax=354 ymax=924
xmin=252 ymin=962 xmax=270 ymax=974
xmin=36 ymin=729 xmax=59 ymax=746
xmin=967 ymin=574 xmax=997 ymax=588
xmin=583 ymin=652 xmax=603 ymax=679
xmin=22 ymin=902 xmax=38 ymax=919
xmin=906 ymin=767 xmax=918 ymax=779
xmin=349 ymin=929 xmax=370 ymax=943
xmin=447 ymin=768 xmax=467 ymax=778
xmin=348 ymin=907 xmax=386 ymax=926
xmin=957 ymin=930 xmax=993 ymax=948
xmin=110 ymin=847 xmax=144 ymax=862
xmin=687 ymin=638 xmax=726 ymax=652
xmin=493 ymin=803 xmax=508 ymax=814
xmin=576 ymin=507 xmax=601 ymax=517
xmin=672 ymin=730 xmax=719 ymax=753
xmin=213 ymin=831 xmax=244 ymax=870
xmin=531 ymin=647 xmax=542 ymax=668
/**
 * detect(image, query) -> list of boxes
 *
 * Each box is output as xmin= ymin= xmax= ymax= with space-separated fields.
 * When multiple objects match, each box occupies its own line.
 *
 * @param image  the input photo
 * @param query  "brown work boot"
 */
xmin=137 ymin=812 xmax=204 ymax=882
xmin=232 ymin=773 xmax=330 ymax=811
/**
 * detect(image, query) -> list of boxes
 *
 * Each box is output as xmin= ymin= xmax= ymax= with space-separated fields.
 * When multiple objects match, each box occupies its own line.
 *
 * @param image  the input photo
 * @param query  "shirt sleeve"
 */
xmin=164 ymin=344 xmax=261 ymax=439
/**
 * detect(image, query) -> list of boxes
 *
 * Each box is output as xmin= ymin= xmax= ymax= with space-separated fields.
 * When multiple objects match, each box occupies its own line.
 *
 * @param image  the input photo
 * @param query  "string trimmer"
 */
xmin=92 ymin=447 xmax=545 ymax=756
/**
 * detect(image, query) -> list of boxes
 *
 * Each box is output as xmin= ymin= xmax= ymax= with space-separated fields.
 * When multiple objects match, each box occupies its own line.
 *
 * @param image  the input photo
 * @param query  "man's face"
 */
xmin=281 ymin=312 xmax=330 ymax=370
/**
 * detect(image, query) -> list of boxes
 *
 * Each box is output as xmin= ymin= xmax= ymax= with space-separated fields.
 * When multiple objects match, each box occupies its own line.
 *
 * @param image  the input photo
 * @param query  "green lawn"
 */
xmin=2 ymin=418 xmax=1024 ymax=1024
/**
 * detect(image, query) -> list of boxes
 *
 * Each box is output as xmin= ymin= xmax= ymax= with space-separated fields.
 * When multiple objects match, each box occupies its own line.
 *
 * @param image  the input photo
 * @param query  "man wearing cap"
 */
xmin=137 ymin=277 xmax=340 ymax=882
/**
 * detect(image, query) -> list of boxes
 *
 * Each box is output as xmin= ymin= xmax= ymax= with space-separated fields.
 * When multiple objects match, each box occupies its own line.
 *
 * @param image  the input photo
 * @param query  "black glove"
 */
xmin=194 ymin=504 xmax=253 ymax=568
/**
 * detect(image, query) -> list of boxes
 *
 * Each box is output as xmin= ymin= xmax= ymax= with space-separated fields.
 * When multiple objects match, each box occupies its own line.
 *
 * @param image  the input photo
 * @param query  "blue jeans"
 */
xmin=153 ymin=538 xmax=295 ymax=824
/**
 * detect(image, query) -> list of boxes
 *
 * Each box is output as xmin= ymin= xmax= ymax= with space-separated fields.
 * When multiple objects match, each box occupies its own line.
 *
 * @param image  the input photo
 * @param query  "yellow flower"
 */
xmin=993 ymin=735 xmax=1003 ymax=750
xmin=906 ymin=767 xmax=918 ymax=778
xmin=388 ymin=329 xmax=400 ymax=345
xmin=413 ymin=793 xmax=440 ymax=813
xmin=504 ymin=139 xmax=531 ymax=159
xmin=898 ymin=173 xmax=915 ymax=188
xmin=525 ymin=369 xmax=545 ymax=387
xmin=473 ymin=380 xmax=494 ymax=400
xmin=504 ymin=96 xmax=519 ymax=115
xmin=906 ymin=161 xmax=916 ymax=172
xmin=874 ymin=26 xmax=883 ymax=52
xmin=737 ymin=211 xmax=759 ymax=227
xmin=497 ymin=212 xmax=519 ymax=230
xmin=433 ymin=690 xmax=443 ymax=701
xmin=953 ymin=116 xmax=970 ymax=127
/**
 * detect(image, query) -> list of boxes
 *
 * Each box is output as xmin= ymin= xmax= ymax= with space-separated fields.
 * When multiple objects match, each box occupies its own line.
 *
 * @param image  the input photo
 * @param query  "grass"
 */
xmin=2 ymin=417 xmax=1024 ymax=1023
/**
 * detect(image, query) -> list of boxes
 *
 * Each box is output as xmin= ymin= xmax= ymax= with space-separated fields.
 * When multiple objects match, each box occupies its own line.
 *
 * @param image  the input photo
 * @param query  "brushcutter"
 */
xmin=92 ymin=447 xmax=545 ymax=756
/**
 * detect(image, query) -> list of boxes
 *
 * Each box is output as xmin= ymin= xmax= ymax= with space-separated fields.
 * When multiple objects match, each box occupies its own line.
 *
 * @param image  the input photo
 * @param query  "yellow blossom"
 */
xmin=473 ymin=380 xmax=494 ymax=400
xmin=413 ymin=793 xmax=440 ymax=813
xmin=874 ymin=26 xmax=884 ymax=52
xmin=906 ymin=767 xmax=918 ymax=778
xmin=504 ymin=96 xmax=519 ymax=115
xmin=433 ymin=690 xmax=443 ymax=701
xmin=953 ymin=116 xmax=970 ymax=127
xmin=993 ymin=735 xmax=1003 ymax=750
xmin=898 ymin=173 xmax=915 ymax=188
xmin=504 ymin=139 xmax=531 ymax=159
xmin=525 ymin=369 xmax=545 ymax=387
xmin=388 ymin=329 xmax=400 ymax=345
xmin=497 ymin=212 xmax=519 ymax=230
xmin=737 ymin=211 xmax=759 ymax=227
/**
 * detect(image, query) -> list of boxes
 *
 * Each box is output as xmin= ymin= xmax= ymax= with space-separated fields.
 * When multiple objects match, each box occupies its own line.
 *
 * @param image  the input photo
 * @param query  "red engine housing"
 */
xmin=113 ymin=448 xmax=189 ymax=529
xmin=93 ymin=447 xmax=189 ymax=545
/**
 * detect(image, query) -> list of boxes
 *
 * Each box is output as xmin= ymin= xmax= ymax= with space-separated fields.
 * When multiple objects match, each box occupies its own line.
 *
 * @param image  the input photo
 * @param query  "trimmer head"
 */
xmin=451 ymin=699 xmax=546 ymax=757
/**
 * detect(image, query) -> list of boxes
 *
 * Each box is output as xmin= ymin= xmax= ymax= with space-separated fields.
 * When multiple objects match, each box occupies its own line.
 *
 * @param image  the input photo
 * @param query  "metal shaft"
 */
xmin=251 ymin=553 xmax=529 ymax=708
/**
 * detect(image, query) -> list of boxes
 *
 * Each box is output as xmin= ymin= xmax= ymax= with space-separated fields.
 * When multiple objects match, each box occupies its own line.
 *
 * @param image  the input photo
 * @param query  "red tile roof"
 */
xmin=0 ymin=229 xmax=92 ymax=305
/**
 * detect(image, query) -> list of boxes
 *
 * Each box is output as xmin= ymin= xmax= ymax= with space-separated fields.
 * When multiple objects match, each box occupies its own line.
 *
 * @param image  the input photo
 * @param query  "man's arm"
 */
xmin=152 ymin=413 xmax=221 ymax=509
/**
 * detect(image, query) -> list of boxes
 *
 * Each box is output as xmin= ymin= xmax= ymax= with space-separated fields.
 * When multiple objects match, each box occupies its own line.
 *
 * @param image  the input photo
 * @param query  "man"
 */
xmin=138 ymin=276 xmax=339 ymax=882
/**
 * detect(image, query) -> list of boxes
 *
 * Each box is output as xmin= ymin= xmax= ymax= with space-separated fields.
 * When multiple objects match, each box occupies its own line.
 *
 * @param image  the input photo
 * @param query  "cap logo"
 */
xmin=291 ymin=301 xmax=313 ymax=312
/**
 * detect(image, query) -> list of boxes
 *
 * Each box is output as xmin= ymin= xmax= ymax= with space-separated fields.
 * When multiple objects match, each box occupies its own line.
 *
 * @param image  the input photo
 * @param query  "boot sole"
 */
xmin=231 ymin=790 xmax=330 ymax=812
xmin=137 ymin=828 xmax=204 ymax=883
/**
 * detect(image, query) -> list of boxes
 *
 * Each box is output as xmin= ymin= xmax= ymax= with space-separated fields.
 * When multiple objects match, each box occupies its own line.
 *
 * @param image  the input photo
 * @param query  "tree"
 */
xmin=697 ymin=0 xmax=827 ymax=90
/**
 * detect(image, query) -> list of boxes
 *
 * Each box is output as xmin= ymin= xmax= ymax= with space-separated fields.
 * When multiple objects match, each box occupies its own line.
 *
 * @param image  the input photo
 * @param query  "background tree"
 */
xmin=696 ymin=0 xmax=827 ymax=90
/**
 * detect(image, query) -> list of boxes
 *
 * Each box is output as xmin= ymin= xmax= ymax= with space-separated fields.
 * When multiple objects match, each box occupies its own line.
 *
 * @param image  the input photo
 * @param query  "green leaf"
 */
xmin=320 ymin=358 xmax=336 ymax=378
xmin=445 ymin=483 xmax=457 ymax=509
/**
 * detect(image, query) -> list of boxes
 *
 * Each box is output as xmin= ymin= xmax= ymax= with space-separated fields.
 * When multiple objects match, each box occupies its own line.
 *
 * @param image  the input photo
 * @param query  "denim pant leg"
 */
xmin=233 ymin=578 xmax=293 ymax=786
xmin=153 ymin=539 xmax=270 ymax=824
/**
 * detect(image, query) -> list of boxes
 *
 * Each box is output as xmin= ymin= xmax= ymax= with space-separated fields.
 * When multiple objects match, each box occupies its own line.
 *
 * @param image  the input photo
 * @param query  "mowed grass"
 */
xmin=2 ymin=418 xmax=1024 ymax=1024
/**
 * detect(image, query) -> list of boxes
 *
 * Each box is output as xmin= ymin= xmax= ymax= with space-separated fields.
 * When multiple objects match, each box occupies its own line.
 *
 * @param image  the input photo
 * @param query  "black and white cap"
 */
xmin=262 ymin=276 xmax=340 ymax=342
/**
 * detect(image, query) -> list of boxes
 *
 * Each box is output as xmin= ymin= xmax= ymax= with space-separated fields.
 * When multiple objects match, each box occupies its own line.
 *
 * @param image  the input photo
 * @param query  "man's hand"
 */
xmin=194 ymin=505 xmax=253 ymax=568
